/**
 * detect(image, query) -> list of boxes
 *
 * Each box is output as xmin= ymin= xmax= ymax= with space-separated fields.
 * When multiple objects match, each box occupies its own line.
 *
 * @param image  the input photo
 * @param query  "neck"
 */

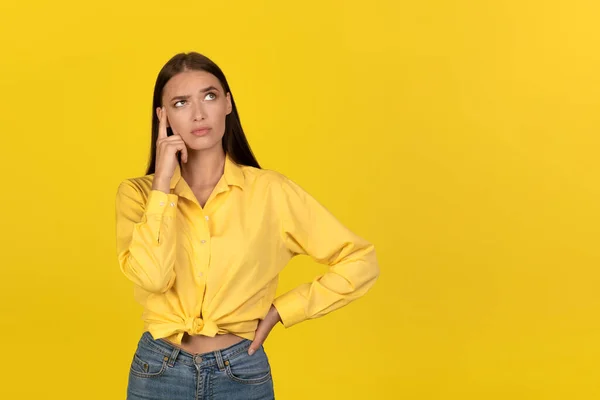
xmin=180 ymin=147 xmax=226 ymax=188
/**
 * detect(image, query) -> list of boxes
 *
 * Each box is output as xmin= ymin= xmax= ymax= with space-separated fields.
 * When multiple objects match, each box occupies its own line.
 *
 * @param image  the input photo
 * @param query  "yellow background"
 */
xmin=1 ymin=0 xmax=598 ymax=399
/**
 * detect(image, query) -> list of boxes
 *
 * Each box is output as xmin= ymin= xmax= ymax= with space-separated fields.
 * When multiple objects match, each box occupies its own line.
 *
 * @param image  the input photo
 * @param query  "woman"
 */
xmin=115 ymin=52 xmax=379 ymax=399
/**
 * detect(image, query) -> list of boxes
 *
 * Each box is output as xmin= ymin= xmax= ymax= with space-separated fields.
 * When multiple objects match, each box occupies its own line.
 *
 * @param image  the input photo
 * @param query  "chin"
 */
xmin=185 ymin=136 xmax=223 ymax=151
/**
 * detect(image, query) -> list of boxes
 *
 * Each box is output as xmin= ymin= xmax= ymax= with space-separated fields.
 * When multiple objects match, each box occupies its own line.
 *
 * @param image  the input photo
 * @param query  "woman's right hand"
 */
xmin=152 ymin=107 xmax=188 ymax=192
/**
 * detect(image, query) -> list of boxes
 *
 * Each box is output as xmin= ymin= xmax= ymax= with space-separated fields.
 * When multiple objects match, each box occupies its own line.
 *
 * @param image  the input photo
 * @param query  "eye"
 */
xmin=174 ymin=100 xmax=186 ymax=107
xmin=205 ymin=92 xmax=217 ymax=101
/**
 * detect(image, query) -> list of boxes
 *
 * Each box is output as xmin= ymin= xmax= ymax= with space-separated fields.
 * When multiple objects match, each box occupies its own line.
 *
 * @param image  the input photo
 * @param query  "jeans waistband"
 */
xmin=138 ymin=331 xmax=253 ymax=368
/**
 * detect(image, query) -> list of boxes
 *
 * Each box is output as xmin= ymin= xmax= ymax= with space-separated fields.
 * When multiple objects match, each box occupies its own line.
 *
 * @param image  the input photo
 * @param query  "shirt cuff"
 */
xmin=272 ymin=290 xmax=307 ymax=328
xmin=145 ymin=190 xmax=179 ymax=217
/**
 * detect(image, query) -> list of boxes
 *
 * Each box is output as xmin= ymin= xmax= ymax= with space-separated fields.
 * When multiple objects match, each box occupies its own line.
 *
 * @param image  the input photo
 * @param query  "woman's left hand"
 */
xmin=248 ymin=305 xmax=281 ymax=355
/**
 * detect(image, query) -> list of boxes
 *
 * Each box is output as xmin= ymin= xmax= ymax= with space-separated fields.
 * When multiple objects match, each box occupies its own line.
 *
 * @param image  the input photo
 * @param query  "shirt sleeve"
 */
xmin=115 ymin=180 xmax=179 ymax=293
xmin=271 ymin=175 xmax=380 ymax=328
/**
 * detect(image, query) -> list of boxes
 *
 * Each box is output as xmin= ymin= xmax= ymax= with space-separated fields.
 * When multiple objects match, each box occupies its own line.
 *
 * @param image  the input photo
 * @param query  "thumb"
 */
xmin=248 ymin=322 xmax=268 ymax=356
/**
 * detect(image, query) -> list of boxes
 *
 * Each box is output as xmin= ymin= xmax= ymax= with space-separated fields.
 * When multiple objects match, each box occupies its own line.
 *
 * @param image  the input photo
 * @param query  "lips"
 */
xmin=191 ymin=127 xmax=211 ymax=136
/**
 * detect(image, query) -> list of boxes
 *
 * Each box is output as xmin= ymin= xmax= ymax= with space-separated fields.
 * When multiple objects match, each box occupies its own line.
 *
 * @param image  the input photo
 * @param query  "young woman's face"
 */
xmin=159 ymin=70 xmax=232 ymax=151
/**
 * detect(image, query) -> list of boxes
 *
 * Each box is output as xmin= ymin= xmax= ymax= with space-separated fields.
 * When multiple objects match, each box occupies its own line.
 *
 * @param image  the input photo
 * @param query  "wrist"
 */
xmin=152 ymin=176 xmax=171 ymax=192
xmin=269 ymin=305 xmax=282 ymax=323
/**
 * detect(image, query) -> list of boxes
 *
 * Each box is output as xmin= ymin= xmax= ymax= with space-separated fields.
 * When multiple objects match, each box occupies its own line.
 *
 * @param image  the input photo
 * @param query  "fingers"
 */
xmin=158 ymin=107 xmax=168 ymax=139
xmin=156 ymin=136 xmax=184 ymax=162
xmin=248 ymin=319 xmax=271 ymax=355
xmin=157 ymin=107 xmax=188 ymax=163
xmin=248 ymin=330 xmax=264 ymax=355
xmin=155 ymin=107 xmax=189 ymax=168
xmin=248 ymin=306 xmax=282 ymax=355
xmin=248 ymin=338 xmax=262 ymax=356
xmin=181 ymin=144 xmax=188 ymax=163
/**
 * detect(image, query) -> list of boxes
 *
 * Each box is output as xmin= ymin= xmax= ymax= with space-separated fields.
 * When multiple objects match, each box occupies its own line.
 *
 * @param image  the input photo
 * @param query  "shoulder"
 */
xmin=238 ymin=164 xmax=288 ymax=186
xmin=239 ymin=165 xmax=303 ymax=191
xmin=239 ymin=165 xmax=309 ymax=201
xmin=116 ymin=173 xmax=155 ymax=201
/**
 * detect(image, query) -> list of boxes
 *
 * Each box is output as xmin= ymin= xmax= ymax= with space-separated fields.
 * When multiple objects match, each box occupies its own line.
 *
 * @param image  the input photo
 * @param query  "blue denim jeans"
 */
xmin=127 ymin=331 xmax=275 ymax=399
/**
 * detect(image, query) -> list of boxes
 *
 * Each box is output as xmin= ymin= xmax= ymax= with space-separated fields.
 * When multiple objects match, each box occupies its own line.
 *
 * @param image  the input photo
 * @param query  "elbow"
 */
xmin=138 ymin=272 xmax=175 ymax=294
xmin=119 ymin=254 xmax=175 ymax=294
xmin=339 ymin=245 xmax=380 ymax=294
xmin=363 ymin=244 xmax=380 ymax=286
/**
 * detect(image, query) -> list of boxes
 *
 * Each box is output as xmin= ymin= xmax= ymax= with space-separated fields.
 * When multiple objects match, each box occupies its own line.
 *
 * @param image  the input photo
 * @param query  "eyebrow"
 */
xmin=170 ymin=86 xmax=220 ymax=101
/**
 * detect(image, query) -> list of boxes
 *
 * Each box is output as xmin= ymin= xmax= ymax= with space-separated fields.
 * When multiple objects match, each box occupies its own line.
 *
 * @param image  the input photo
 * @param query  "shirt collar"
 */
xmin=168 ymin=153 xmax=245 ymax=192
xmin=222 ymin=154 xmax=245 ymax=190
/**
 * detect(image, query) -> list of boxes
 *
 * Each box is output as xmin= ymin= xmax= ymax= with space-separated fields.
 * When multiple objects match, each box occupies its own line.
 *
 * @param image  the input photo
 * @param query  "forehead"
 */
xmin=163 ymin=70 xmax=223 ymax=96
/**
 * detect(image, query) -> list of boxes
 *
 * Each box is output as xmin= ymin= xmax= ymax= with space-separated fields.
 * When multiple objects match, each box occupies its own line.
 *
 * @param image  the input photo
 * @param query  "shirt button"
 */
xmin=159 ymin=201 xmax=165 ymax=206
xmin=198 ymin=272 xmax=204 ymax=277
xmin=205 ymin=216 xmax=209 ymax=220
xmin=170 ymin=202 xmax=175 ymax=207
xmin=201 ymin=240 xmax=206 ymax=244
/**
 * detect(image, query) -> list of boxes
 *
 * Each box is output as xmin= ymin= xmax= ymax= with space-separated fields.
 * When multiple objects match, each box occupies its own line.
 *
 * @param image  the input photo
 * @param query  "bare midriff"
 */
xmin=161 ymin=332 xmax=245 ymax=355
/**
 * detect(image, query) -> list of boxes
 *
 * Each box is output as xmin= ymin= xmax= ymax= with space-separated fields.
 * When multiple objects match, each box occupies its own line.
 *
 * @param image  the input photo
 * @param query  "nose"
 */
xmin=193 ymin=101 xmax=205 ymax=121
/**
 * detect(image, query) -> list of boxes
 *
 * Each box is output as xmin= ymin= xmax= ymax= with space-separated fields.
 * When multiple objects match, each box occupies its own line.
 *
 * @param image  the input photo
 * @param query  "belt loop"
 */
xmin=214 ymin=349 xmax=226 ymax=371
xmin=168 ymin=346 xmax=180 ymax=367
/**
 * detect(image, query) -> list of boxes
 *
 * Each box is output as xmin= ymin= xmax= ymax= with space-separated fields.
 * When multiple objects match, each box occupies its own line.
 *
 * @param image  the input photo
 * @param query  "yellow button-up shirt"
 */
xmin=115 ymin=155 xmax=379 ymax=345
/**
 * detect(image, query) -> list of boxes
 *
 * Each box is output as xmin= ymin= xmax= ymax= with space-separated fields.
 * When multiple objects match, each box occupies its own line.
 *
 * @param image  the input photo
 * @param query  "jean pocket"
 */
xmin=224 ymin=346 xmax=272 ymax=385
xmin=129 ymin=345 xmax=168 ymax=378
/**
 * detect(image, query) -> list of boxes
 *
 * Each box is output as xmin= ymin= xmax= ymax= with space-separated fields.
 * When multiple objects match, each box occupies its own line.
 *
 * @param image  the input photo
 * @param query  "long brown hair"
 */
xmin=145 ymin=52 xmax=260 ymax=174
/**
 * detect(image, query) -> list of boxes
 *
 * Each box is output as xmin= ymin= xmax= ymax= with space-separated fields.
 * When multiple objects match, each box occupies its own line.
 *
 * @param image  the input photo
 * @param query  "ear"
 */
xmin=226 ymin=93 xmax=232 ymax=115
